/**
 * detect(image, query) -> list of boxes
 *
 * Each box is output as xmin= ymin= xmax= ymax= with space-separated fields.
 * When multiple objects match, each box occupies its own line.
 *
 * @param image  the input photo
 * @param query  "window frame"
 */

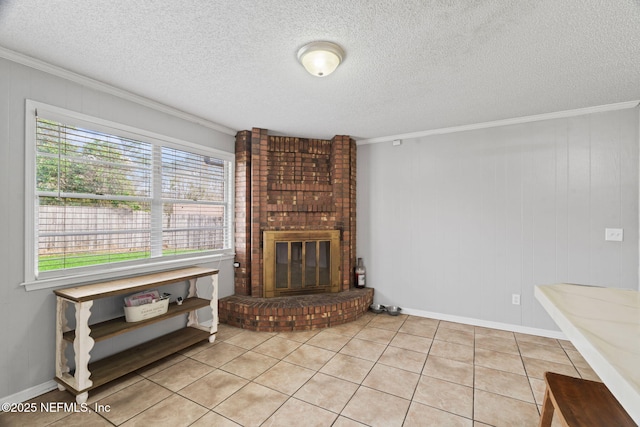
xmin=23 ymin=100 xmax=235 ymax=291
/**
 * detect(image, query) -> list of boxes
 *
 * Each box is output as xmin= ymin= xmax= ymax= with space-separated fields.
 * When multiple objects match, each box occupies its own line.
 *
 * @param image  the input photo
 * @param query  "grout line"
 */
xmin=14 ymin=314 xmax=568 ymax=426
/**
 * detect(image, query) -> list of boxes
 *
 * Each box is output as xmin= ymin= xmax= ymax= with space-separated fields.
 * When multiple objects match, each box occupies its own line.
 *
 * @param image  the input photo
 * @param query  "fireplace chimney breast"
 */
xmin=234 ymin=129 xmax=356 ymax=298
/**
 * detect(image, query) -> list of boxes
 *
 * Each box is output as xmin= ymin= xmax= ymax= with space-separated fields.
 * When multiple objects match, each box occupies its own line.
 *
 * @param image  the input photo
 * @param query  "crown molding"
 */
xmin=3 ymin=45 xmax=636 ymax=143
xmin=0 ymin=45 xmax=237 ymax=136
xmin=357 ymin=100 xmax=640 ymax=145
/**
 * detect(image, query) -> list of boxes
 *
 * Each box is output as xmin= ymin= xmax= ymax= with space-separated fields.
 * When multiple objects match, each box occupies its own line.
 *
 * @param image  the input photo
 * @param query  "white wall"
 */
xmin=0 ymin=56 xmax=236 ymax=400
xmin=357 ymin=108 xmax=639 ymax=331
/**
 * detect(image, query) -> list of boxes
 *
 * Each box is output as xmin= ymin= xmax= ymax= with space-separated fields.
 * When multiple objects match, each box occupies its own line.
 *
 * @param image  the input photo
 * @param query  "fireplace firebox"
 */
xmin=263 ymin=230 xmax=340 ymax=297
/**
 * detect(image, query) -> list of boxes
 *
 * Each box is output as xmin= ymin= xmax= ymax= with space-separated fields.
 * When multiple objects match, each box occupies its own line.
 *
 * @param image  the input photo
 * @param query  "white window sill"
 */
xmin=21 ymin=253 xmax=235 ymax=292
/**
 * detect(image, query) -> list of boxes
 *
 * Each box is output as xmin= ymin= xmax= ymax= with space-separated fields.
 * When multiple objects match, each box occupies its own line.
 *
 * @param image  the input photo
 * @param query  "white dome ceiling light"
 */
xmin=297 ymin=41 xmax=344 ymax=77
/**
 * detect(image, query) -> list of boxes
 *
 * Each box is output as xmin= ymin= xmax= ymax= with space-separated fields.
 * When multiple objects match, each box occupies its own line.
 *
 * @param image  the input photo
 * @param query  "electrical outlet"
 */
xmin=512 ymin=294 xmax=521 ymax=305
xmin=605 ymin=228 xmax=623 ymax=242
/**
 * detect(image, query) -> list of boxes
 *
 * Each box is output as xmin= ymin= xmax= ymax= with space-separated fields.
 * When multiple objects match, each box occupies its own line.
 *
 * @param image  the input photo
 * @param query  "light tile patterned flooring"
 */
xmin=1 ymin=312 xmax=598 ymax=426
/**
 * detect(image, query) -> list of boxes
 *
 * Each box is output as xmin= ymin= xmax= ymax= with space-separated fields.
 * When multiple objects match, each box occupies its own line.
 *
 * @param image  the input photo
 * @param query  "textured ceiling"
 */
xmin=0 ymin=0 xmax=639 ymax=140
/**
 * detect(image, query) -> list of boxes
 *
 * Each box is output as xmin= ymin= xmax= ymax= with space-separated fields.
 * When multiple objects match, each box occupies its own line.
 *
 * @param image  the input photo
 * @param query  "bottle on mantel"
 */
xmin=355 ymin=258 xmax=366 ymax=288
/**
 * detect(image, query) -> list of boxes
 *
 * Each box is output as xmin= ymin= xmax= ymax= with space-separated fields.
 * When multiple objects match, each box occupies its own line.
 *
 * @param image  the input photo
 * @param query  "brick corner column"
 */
xmin=250 ymin=128 xmax=269 ymax=297
xmin=349 ymin=136 xmax=357 ymax=290
xmin=234 ymin=130 xmax=252 ymax=296
xmin=332 ymin=135 xmax=356 ymax=291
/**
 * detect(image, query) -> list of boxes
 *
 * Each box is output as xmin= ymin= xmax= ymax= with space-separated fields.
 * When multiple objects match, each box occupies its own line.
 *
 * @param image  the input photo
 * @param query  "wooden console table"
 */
xmin=535 ymin=283 xmax=640 ymax=424
xmin=53 ymin=266 xmax=218 ymax=404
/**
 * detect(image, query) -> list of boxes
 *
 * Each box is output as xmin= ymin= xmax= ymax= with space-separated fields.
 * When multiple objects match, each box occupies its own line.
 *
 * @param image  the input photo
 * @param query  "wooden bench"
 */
xmin=540 ymin=372 xmax=636 ymax=427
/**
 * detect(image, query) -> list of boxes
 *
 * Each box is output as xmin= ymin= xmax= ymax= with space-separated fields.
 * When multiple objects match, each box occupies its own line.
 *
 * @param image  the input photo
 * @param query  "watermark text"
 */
xmin=2 ymin=402 xmax=111 ymax=413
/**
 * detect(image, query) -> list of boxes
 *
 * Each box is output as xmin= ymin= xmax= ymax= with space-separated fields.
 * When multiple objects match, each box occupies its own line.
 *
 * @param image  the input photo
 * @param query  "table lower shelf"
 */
xmin=55 ymin=327 xmax=211 ymax=394
xmin=62 ymin=297 xmax=211 ymax=343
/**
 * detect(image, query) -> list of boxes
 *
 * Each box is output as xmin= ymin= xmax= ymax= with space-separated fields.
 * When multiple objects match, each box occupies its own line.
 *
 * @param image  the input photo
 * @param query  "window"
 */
xmin=24 ymin=101 xmax=234 ymax=289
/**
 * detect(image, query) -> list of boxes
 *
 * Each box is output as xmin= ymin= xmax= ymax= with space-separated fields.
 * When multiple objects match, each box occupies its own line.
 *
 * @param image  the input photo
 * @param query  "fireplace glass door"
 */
xmin=264 ymin=230 xmax=340 ymax=297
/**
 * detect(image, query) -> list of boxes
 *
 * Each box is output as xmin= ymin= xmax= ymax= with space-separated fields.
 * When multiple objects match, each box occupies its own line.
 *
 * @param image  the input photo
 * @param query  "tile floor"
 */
xmin=1 ymin=312 xmax=598 ymax=426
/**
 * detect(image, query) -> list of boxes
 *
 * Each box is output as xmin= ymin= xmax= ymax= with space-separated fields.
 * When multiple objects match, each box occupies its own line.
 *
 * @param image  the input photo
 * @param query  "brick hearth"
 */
xmin=219 ymin=288 xmax=373 ymax=332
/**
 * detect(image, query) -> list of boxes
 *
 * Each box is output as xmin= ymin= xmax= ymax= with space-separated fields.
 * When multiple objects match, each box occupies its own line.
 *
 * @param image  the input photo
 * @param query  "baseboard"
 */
xmin=401 ymin=307 xmax=567 ymax=340
xmin=1 ymin=380 xmax=58 ymax=406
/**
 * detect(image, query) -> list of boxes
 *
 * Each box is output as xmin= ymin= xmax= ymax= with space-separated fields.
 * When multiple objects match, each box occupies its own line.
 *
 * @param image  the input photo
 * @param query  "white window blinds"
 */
xmin=160 ymin=146 xmax=229 ymax=257
xmin=32 ymin=110 xmax=232 ymax=277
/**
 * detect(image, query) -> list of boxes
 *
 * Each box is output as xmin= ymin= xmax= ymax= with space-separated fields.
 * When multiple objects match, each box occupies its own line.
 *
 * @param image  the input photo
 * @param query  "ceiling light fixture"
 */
xmin=297 ymin=41 xmax=344 ymax=77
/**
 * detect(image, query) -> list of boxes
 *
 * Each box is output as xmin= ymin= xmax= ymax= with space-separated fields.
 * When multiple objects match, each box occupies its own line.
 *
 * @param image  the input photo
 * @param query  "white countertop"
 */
xmin=535 ymin=283 xmax=640 ymax=424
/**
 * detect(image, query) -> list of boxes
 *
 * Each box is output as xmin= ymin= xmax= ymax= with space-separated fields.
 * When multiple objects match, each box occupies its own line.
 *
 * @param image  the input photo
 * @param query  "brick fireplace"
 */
xmin=234 ymin=128 xmax=357 ymax=297
xmin=218 ymin=128 xmax=373 ymax=331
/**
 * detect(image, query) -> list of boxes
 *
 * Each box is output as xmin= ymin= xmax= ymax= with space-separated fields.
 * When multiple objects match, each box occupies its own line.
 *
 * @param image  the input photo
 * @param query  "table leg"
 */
xmin=73 ymin=300 xmax=94 ymax=393
xmin=55 ymin=297 xmax=70 ymax=389
xmin=539 ymin=387 xmax=555 ymax=427
xmin=187 ymin=278 xmax=199 ymax=327
xmin=209 ymin=273 xmax=218 ymax=343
